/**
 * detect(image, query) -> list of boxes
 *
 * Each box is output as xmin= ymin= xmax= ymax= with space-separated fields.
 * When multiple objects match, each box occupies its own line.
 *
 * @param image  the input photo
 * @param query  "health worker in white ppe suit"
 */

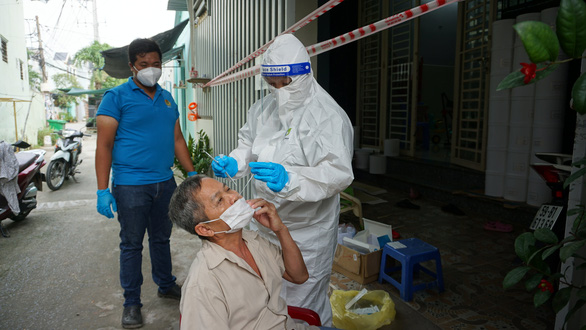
xmin=212 ymin=34 xmax=354 ymax=326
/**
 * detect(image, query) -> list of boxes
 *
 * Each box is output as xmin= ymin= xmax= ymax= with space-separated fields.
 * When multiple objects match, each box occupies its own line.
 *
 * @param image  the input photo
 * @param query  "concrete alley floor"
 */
xmin=0 ymin=122 xmax=554 ymax=329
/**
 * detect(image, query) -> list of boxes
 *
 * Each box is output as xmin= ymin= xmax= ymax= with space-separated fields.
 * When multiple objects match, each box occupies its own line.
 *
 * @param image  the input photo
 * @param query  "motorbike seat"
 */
xmin=15 ymin=152 xmax=37 ymax=172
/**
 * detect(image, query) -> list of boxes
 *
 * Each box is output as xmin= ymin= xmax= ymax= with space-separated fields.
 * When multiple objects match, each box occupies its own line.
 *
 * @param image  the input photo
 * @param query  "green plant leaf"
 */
xmin=514 ymin=21 xmax=560 ymax=63
xmin=567 ymin=207 xmax=583 ymax=216
xmin=543 ymin=245 xmax=561 ymax=260
xmin=560 ymin=240 xmax=586 ymax=261
xmin=572 ymin=157 xmax=586 ymax=167
xmin=503 ymin=266 xmax=531 ymax=289
xmin=564 ymin=299 xmax=586 ymax=324
xmin=557 ymin=0 xmax=586 ymax=58
xmin=578 ymin=286 xmax=586 ymax=300
xmin=496 ymin=63 xmax=558 ymax=90
xmin=572 ymin=73 xmax=586 ymax=115
xmin=534 ymin=290 xmax=552 ymax=307
xmin=575 ymin=218 xmax=586 ymax=237
xmin=553 ymin=287 xmax=573 ymax=313
xmin=525 ymin=273 xmax=543 ymax=291
xmin=533 ymin=254 xmax=552 ymax=275
xmin=515 ymin=232 xmax=536 ymax=261
xmin=534 ymin=228 xmax=559 ymax=244
xmin=497 ymin=71 xmax=526 ymax=90
xmin=564 ymin=166 xmax=586 ymax=188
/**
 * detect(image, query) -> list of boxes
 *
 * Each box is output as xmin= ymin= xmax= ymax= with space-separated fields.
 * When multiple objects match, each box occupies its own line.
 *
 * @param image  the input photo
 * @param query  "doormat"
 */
xmin=351 ymin=181 xmax=387 ymax=195
xmin=355 ymin=190 xmax=387 ymax=205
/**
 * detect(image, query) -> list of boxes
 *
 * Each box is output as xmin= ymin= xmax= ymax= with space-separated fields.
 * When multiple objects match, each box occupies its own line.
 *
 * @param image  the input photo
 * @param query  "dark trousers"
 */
xmin=112 ymin=177 xmax=177 ymax=307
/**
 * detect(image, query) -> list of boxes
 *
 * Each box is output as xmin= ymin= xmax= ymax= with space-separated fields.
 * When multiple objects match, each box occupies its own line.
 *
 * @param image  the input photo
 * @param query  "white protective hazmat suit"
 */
xmin=228 ymin=34 xmax=354 ymax=325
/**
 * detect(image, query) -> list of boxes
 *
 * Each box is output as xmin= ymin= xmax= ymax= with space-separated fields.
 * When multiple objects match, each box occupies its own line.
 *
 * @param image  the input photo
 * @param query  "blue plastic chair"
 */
xmin=378 ymin=238 xmax=444 ymax=301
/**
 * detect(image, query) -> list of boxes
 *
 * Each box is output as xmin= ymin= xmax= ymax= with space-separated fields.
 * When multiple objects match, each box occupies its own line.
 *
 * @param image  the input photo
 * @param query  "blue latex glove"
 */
xmin=97 ymin=189 xmax=117 ymax=219
xmin=249 ymin=162 xmax=289 ymax=192
xmin=187 ymin=171 xmax=198 ymax=177
xmin=212 ymin=155 xmax=238 ymax=178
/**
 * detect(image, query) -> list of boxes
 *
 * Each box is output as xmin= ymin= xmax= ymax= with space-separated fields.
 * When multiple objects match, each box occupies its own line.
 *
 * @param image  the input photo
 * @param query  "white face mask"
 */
xmin=267 ymin=74 xmax=311 ymax=112
xmin=133 ymin=66 xmax=162 ymax=87
xmin=202 ymin=198 xmax=255 ymax=234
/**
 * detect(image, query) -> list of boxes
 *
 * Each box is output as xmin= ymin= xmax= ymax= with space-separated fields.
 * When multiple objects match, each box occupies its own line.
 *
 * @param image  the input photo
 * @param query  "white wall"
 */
xmin=0 ymin=0 xmax=46 ymax=145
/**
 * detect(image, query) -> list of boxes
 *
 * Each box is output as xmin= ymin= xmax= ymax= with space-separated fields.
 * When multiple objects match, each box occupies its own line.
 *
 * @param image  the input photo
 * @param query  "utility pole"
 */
xmin=35 ymin=15 xmax=50 ymax=120
xmin=35 ymin=16 xmax=47 ymax=84
xmin=92 ymin=0 xmax=100 ymax=42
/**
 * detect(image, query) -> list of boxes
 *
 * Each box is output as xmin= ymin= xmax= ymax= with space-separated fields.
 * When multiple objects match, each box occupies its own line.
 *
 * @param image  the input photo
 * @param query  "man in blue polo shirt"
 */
xmin=95 ymin=38 xmax=196 ymax=329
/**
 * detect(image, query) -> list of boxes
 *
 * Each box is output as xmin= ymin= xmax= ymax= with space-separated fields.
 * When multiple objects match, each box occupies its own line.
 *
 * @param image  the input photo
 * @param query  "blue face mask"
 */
xmin=202 ymin=199 xmax=255 ymax=234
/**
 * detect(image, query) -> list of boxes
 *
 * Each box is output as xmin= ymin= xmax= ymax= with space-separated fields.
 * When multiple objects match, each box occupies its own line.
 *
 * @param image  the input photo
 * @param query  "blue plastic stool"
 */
xmin=378 ymin=238 xmax=444 ymax=301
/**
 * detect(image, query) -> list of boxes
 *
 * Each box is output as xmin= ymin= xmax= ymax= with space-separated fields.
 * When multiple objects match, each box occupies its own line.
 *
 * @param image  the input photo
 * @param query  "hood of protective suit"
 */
xmin=262 ymin=34 xmax=315 ymax=115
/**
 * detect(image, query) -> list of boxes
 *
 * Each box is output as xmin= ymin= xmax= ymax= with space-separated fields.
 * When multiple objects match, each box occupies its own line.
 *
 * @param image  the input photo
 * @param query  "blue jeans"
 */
xmin=113 ymin=178 xmax=177 ymax=307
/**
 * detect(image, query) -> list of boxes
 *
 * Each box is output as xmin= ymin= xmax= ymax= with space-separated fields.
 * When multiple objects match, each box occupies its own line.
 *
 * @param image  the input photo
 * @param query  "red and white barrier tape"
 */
xmin=204 ymin=0 xmax=344 ymax=87
xmin=307 ymin=0 xmax=459 ymax=56
xmin=206 ymin=0 xmax=460 ymax=88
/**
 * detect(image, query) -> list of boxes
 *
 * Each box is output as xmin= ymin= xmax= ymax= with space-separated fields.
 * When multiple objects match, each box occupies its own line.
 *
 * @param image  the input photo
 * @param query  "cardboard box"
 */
xmin=333 ymin=243 xmax=382 ymax=284
xmin=332 ymin=218 xmax=390 ymax=284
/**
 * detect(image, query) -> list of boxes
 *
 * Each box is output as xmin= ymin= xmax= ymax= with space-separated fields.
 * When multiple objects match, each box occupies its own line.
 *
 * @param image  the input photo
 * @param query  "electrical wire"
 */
xmin=45 ymin=62 xmax=91 ymax=80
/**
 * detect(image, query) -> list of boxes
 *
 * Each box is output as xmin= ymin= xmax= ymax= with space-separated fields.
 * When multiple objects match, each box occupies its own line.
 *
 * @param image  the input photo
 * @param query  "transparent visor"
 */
xmin=259 ymin=60 xmax=310 ymax=97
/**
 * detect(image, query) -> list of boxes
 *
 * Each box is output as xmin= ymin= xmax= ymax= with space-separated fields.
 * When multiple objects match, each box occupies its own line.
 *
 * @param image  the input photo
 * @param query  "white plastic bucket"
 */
xmin=369 ymin=154 xmax=387 ymax=174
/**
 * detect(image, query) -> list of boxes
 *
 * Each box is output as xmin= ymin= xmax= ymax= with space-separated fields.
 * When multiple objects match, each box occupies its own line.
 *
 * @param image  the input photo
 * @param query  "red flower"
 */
xmin=539 ymin=279 xmax=554 ymax=293
xmin=520 ymin=63 xmax=537 ymax=84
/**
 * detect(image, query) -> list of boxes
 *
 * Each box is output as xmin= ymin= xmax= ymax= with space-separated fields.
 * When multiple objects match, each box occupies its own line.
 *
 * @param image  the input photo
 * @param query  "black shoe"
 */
xmin=122 ymin=305 xmax=143 ymax=329
xmin=158 ymin=284 xmax=181 ymax=300
xmin=395 ymin=199 xmax=420 ymax=210
xmin=441 ymin=203 xmax=466 ymax=216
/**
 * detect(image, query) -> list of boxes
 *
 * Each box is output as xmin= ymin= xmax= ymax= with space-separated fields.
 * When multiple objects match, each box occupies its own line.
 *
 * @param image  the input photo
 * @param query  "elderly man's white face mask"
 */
xmin=201 ymin=199 xmax=255 ymax=234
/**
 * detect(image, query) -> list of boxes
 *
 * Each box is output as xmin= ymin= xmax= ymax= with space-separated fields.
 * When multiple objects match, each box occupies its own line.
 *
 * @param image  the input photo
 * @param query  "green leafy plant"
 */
xmin=174 ymin=129 xmax=213 ymax=179
xmin=497 ymin=0 xmax=586 ymax=114
xmin=499 ymin=0 xmax=586 ymax=326
xmin=37 ymin=127 xmax=58 ymax=147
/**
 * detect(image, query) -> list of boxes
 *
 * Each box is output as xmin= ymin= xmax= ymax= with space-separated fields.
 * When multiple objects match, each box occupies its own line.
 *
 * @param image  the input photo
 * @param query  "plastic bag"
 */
xmin=338 ymin=223 xmax=357 ymax=245
xmin=330 ymin=289 xmax=396 ymax=330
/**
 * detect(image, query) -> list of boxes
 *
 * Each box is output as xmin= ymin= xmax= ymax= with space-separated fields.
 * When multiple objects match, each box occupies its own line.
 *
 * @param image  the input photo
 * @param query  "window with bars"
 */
xmin=19 ymin=60 xmax=24 ymax=80
xmin=1 ymin=37 xmax=7 ymax=63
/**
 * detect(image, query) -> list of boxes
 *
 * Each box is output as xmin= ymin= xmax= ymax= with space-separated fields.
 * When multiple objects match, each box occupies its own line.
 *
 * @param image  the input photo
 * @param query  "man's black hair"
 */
xmin=128 ymin=38 xmax=162 ymax=65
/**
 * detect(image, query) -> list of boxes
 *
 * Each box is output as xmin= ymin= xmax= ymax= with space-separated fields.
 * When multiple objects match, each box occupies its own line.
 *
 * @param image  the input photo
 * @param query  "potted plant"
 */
xmin=174 ymin=129 xmax=213 ymax=179
xmin=498 ymin=0 xmax=586 ymax=326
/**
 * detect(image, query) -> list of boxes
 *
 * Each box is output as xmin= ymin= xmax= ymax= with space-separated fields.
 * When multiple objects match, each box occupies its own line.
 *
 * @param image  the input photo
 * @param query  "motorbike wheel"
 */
xmin=10 ymin=210 xmax=31 ymax=222
xmin=46 ymin=159 xmax=67 ymax=191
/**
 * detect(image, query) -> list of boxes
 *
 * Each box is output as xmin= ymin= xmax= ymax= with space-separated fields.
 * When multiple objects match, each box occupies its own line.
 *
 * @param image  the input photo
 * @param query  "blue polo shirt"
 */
xmin=97 ymin=77 xmax=179 ymax=185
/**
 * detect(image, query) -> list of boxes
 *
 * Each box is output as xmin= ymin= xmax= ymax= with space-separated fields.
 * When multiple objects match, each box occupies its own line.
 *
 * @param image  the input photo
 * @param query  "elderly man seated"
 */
xmin=169 ymin=175 xmax=336 ymax=330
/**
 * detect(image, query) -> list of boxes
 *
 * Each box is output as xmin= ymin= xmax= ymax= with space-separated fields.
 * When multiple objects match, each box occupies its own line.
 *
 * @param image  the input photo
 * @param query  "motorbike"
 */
xmin=0 ymin=140 xmax=47 ymax=237
xmin=528 ymin=152 xmax=572 ymax=274
xmin=529 ymin=152 xmax=572 ymax=235
xmin=45 ymin=128 xmax=87 ymax=191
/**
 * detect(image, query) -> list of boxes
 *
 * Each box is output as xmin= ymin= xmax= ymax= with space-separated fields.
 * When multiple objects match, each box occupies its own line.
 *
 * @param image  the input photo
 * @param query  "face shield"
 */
xmin=260 ymin=62 xmax=311 ymax=110
xmin=258 ymin=34 xmax=314 ymax=116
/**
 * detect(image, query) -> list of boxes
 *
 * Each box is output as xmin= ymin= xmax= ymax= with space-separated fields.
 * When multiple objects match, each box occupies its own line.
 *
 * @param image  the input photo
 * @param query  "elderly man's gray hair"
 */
xmin=168 ymin=174 xmax=209 ymax=238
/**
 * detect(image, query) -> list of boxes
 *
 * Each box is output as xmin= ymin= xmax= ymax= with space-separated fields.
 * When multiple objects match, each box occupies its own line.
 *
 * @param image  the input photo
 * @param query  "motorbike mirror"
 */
xmin=11 ymin=140 xmax=31 ymax=149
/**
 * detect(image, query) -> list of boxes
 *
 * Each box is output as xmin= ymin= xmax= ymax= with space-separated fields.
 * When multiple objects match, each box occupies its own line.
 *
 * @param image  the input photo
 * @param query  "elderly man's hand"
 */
xmin=247 ymin=198 xmax=286 ymax=233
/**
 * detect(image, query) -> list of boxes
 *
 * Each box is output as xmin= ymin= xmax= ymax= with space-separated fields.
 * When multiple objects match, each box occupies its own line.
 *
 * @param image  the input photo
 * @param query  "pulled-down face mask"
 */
xmin=202 ymin=198 xmax=255 ymax=234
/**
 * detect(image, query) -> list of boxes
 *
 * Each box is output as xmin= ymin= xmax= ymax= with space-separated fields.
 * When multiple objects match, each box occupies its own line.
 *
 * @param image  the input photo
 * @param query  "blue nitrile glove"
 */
xmin=97 ymin=189 xmax=117 ymax=219
xmin=187 ymin=171 xmax=198 ymax=177
xmin=249 ymin=162 xmax=289 ymax=192
xmin=212 ymin=155 xmax=238 ymax=178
